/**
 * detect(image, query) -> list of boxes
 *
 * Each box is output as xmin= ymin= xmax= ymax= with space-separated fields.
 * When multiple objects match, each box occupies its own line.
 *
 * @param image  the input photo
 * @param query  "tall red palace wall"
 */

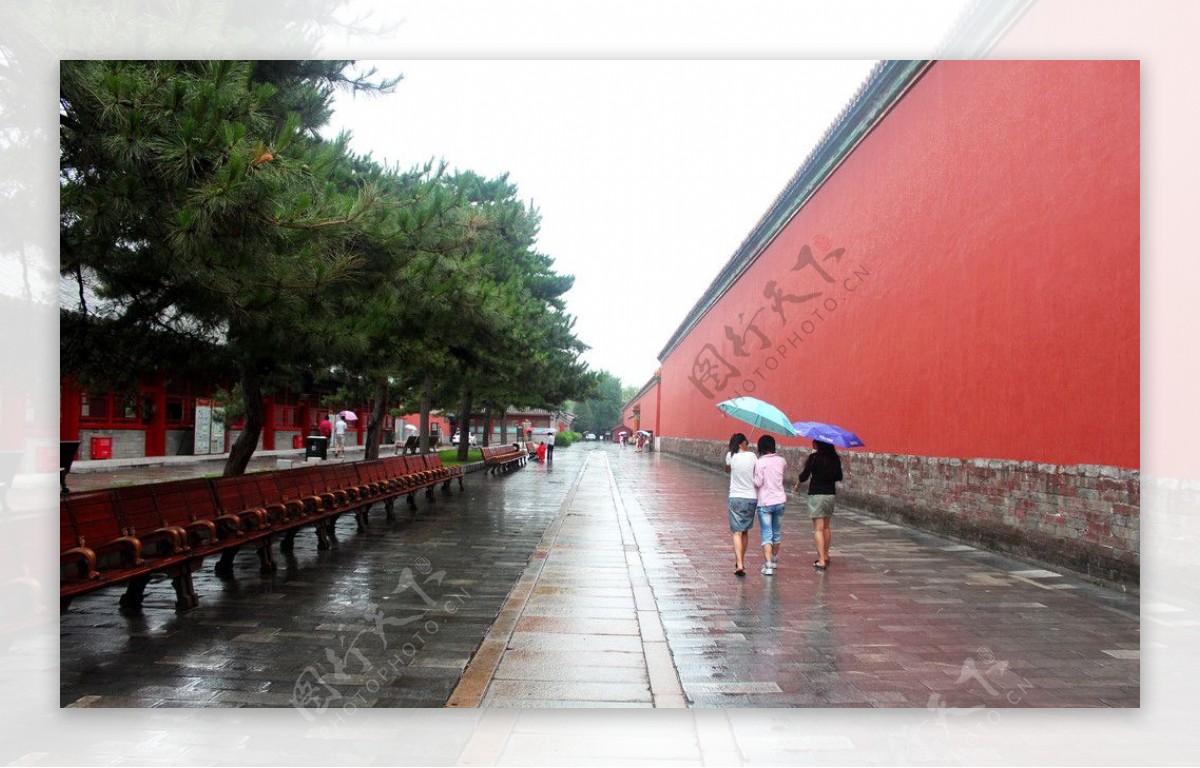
xmin=658 ymin=61 xmax=1139 ymax=584
xmin=621 ymin=379 xmax=661 ymax=437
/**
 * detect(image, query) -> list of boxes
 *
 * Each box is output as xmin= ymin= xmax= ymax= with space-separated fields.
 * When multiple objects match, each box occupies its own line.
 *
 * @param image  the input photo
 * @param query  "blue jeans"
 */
xmin=757 ymin=503 xmax=785 ymax=546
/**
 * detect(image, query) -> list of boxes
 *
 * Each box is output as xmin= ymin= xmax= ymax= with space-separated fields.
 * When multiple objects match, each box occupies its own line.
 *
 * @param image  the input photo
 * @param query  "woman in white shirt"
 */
xmin=724 ymin=432 xmax=758 ymax=577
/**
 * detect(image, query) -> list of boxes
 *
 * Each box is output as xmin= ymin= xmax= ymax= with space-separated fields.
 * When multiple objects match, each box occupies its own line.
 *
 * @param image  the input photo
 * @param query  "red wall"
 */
xmin=623 ymin=379 xmax=661 ymax=436
xmin=661 ymin=61 xmax=1139 ymax=469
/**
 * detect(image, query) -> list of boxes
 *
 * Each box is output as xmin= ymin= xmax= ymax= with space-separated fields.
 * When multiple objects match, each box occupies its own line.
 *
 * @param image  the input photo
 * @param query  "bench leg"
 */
xmin=316 ymin=518 xmax=336 ymax=550
xmin=280 ymin=529 xmax=298 ymax=555
xmin=356 ymin=503 xmax=370 ymax=531
xmin=257 ymin=542 xmax=277 ymax=574
xmin=441 ymin=479 xmax=451 ymax=494
xmin=119 ymin=574 xmax=152 ymax=613
xmin=172 ymin=565 xmax=200 ymax=610
xmin=385 ymin=497 xmax=396 ymax=522
xmin=60 ymin=596 xmax=74 ymax=613
xmin=425 ymin=486 xmax=435 ymax=502
xmin=214 ymin=547 xmax=238 ymax=577
xmin=458 ymin=475 xmax=464 ymax=490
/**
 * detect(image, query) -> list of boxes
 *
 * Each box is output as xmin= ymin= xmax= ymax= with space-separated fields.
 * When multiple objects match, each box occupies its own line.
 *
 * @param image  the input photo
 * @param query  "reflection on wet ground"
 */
xmin=60 ymin=443 xmax=1137 ymax=710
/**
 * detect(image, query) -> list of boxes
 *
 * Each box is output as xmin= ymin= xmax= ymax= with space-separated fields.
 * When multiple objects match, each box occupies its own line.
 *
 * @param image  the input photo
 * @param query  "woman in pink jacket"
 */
xmin=752 ymin=434 xmax=788 ymax=576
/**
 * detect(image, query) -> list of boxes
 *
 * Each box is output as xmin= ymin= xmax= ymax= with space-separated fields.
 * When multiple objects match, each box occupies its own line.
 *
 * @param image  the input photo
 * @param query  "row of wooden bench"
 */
xmin=481 ymin=445 xmax=527 ymax=473
xmin=60 ymin=454 xmax=463 ymax=614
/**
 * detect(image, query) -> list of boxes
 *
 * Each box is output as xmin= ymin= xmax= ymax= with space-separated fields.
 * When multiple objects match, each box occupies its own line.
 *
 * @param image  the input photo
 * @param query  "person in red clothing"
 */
xmin=318 ymin=417 xmax=333 ymax=440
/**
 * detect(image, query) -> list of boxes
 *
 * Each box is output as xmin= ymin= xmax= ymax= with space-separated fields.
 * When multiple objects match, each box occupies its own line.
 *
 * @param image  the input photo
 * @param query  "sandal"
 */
xmin=734 ymin=567 xmax=746 ymax=577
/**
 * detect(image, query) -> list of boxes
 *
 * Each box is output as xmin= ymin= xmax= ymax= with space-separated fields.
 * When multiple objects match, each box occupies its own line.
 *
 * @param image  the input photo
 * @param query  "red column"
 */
xmin=144 ymin=375 xmax=168 ymax=456
xmin=263 ymin=396 xmax=276 ymax=450
xmin=61 ymin=377 xmax=82 ymax=442
xmin=298 ymin=401 xmax=311 ymax=435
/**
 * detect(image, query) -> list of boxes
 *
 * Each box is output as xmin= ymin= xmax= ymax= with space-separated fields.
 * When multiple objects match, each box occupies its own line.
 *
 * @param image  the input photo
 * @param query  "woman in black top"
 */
xmin=795 ymin=440 xmax=842 ymax=571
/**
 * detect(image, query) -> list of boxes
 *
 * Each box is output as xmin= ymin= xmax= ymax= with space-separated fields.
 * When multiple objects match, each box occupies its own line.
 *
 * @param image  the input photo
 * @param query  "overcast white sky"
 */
xmin=323 ymin=59 xmax=911 ymax=388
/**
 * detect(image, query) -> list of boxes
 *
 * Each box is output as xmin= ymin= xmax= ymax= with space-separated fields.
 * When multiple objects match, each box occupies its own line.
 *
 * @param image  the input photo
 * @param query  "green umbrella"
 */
xmin=716 ymin=397 xmax=798 ymax=437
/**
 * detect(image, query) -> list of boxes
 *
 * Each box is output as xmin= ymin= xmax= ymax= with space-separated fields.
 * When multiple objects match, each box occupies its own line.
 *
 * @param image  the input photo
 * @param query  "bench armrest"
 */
xmin=235 ymin=507 xmax=269 ymax=529
xmin=102 ymin=535 xmax=144 ymax=567
xmin=184 ymin=519 xmax=219 ymax=545
xmin=141 ymin=525 xmax=190 ymax=554
xmin=61 ymin=546 xmax=99 ymax=581
xmin=214 ymin=512 xmax=249 ymax=538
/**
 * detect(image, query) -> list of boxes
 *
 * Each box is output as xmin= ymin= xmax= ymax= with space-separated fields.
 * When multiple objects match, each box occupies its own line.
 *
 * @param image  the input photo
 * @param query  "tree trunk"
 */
xmin=419 ymin=376 xmax=433 ymax=454
xmin=483 ymin=406 xmax=493 ymax=448
xmin=365 ymin=377 xmax=388 ymax=460
xmin=499 ymin=409 xmax=507 ymax=444
xmin=456 ymin=385 xmax=473 ymax=463
xmin=223 ymin=366 xmax=264 ymax=477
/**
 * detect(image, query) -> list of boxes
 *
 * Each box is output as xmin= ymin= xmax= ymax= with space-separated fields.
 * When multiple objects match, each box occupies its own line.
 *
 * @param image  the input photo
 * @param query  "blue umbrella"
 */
xmin=792 ymin=421 xmax=865 ymax=448
xmin=716 ymin=397 xmax=799 ymax=437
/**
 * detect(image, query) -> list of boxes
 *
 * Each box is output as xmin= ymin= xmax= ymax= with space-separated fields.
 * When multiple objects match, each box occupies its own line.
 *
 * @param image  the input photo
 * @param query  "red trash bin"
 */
xmin=292 ymin=434 xmax=304 ymax=449
xmin=90 ymin=436 xmax=113 ymax=460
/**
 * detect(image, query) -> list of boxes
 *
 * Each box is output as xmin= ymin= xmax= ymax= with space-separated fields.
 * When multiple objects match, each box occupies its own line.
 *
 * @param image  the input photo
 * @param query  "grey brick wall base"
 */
xmin=660 ymin=437 xmax=1140 ymax=589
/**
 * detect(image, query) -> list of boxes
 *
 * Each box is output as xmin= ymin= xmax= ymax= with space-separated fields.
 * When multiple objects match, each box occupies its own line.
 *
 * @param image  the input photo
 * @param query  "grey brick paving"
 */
xmin=609 ymin=448 xmax=1140 ymax=708
xmin=61 ymin=443 xmax=1138 ymax=712
xmin=60 ymin=453 xmax=579 ymax=710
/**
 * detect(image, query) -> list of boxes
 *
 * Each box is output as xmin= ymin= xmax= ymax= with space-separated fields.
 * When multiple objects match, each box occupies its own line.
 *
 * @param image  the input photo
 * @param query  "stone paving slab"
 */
xmin=450 ymin=450 xmax=686 ymax=709
xmin=60 ymin=450 xmax=581 ymax=711
xmin=59 ymin=442 xmax=1138 ymax=716
xmin=609 ymin=448 xmax=1140 ymax=708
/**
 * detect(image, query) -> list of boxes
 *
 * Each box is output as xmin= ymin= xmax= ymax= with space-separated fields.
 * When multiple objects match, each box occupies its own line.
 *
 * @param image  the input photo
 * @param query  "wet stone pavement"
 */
xmin=609 ymin=449 xmax=1139 ymax=708
xmin=60 ymin=451 xmax=579 ymax=710
xmin=59 ymin=443 xmax=1139 ymax=710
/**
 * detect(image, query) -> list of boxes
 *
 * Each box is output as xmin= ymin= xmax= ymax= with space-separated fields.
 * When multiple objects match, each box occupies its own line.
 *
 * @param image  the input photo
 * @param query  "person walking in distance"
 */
xmin=725 ymin=432 xmax=758 ymax=577
xmin=797 ymin=439 xmax=843 ymax=571
xmin=752 ymin=434 xmax=788 ymax=576
xmin=334 ymin=416 xmax=348 ymax=458
xmin=545 ymin=430 xmax=555 ymax=462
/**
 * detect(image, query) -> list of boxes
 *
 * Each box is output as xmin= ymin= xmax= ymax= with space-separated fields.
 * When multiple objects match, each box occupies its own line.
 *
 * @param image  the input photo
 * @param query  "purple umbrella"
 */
xmin=792 ymin=421 xmax=864 ymax=448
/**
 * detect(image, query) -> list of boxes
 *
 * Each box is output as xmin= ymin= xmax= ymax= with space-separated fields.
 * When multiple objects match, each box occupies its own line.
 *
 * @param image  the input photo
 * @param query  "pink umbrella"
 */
xmin=338 ymin=410 xmax=358 ymax=421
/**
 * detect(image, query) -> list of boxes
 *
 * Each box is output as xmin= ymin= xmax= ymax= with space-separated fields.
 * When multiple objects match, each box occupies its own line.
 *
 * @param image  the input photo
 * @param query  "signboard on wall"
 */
xmin=193 ymin=399 xmax=212 ymax=455
xmin=210 ymin=408 xmax=225 ymax=455
xmin=193 ymin=399 xmax=227 ymax=455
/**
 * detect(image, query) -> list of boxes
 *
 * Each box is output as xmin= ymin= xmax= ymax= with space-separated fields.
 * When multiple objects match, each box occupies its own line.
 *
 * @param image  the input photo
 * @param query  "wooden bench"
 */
xmin=428 ymin=454 xmax=465 ymax=491
xmin=403 ymin=455 xmax=440 ymax=488
xmin=61 ymin=489 xmax=197 ymax=613
xmin=272 ymin=464 xmax=361 ymax=554
xmin=482 ymin=445 xmax=524 ymax=474
xmin=112 ymin=478 xmax=275 ymax=604
xmin=60 ymin=453 xmax=465 ymax=614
